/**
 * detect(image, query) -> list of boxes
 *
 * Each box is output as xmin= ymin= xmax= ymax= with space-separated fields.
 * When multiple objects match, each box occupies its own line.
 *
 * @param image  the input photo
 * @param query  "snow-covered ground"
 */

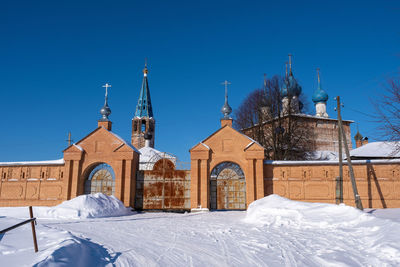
xmin=1 ymin=194 xmax=400 ymax=266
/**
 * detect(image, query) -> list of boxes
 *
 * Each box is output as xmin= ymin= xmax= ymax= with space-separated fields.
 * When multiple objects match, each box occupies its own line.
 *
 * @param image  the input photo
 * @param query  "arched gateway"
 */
xmin=210 ymin=162 xmax=246 ymax=210
xmin=84 ymin=163 xmax=116 ymax=195
xmin=190 ymin=118 xmax=265 ymax=211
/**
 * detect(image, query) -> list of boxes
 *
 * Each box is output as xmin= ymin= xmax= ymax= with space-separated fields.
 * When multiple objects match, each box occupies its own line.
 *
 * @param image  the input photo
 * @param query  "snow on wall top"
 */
xmin=349 ymin=141 xmax=400 ymax=158
xmin=265 ymin=158 xmax=400 ymax=165
xmin=0 ymin=158 xmax=65 ymax=166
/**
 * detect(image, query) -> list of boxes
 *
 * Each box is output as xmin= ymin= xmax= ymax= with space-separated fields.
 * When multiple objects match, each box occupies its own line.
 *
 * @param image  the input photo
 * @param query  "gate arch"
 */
xmin=210 ymin=161 xmax=246 ymax=210
xmin=84 ymin=163 xmax=116 ymax=196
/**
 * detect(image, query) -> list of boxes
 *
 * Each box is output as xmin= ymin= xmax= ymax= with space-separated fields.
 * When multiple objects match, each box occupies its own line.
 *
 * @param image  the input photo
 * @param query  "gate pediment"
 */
xmin=63 ymin=127 xmax=139 ymax=160
xmin=192 ymin=125 xmax=264 ymax=156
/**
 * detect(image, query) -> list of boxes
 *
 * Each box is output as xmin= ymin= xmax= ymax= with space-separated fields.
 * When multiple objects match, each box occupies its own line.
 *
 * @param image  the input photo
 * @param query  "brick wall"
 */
xmin=0 ymin=164 xmax=67 ymax=206
xmin=264 ymin=160 xmax=400 ymax=208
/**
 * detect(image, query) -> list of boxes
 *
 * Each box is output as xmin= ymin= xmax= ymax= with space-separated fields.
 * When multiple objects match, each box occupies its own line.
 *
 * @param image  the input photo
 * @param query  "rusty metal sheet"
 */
xmin=135 ymin=170 xmax=191 ymax=210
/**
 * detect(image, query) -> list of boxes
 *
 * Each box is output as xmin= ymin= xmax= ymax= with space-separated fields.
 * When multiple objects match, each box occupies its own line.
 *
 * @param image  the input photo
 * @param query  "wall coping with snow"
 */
xmin=0 ymin=158 xmax=65 ymax=166
xmin=264 ymin=159 xmax=400 ymax=166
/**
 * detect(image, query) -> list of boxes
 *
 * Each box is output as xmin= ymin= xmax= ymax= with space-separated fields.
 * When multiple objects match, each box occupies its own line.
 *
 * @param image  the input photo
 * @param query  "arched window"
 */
xmin=84 ymin=163 xmax=116 ymax=196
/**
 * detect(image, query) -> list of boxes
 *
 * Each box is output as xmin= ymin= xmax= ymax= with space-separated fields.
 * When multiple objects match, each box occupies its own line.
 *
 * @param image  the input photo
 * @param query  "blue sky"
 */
xmin=1 ymin=0 xmax=399 ymax=163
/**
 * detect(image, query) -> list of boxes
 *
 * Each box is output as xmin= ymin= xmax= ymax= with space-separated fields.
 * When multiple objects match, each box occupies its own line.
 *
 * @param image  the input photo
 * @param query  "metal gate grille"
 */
xmin=84 ymin=163 xmax=115 ymax=196
xmin=210 ymin=162 xmax=246 ymax=210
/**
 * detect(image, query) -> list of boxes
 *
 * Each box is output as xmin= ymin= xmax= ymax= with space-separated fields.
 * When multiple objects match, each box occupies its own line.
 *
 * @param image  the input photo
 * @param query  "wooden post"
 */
xmin=336 ymin=96 xmax=363 ymax=210
xmin=336 ymin=96 xmax=343 ymax=204
xmin=29 ymin=206 xmax=39 ymax=252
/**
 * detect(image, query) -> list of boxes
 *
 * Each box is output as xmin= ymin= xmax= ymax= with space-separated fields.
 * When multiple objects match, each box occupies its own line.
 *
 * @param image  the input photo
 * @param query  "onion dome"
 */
xmin=221 ymin=80 xmax=232 ymax=118
xmin=312 ymin=69 xmax=329 ymax=103
xmin=287 ymin=74 xmax=302 ymax=97
xmin=282 ymin=55 xmax=302 ymax=97
xmin=100 ymin=105 xmax=111 ymax=120
xmin=354 ymin=130 xmax=363 ymax=141
xmin=280 ymin=79 xmax=289 ymax=97
xmin=280 ymin=62 xmax=290 ymax=97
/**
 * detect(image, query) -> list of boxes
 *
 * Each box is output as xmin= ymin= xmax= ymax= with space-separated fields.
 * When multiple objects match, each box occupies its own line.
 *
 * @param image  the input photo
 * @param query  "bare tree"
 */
xmin=234 ymin=75 xmax=314 ymax=160
xmin=374 ymin=75 xmax=400 ymax=148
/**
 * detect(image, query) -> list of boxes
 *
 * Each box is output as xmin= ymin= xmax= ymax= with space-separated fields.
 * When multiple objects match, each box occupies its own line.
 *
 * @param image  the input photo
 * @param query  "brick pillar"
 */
xmin=220 ymin=118 xmax=233 ymax=127
xmin=98 ymin=120 xmax=112 ymax=131
xmin=70 ymin=160 xmax=81 ymax=198
xmin=255 ymin=159 xmax=264 ymax=199
xmin=123 ymin=160 xmax=132 ymax=207
xmin=63 ymin=160 xmax=73 ymax=200
xmin=114 ymin=160 xmax=124 ymax=201
xmin=246 ymin=159 xmax=256 ymax=206
xmin=190 ymin=159 xmax=200 ymax=209
xmin=200 ymin=159 xmax=209 ymax=209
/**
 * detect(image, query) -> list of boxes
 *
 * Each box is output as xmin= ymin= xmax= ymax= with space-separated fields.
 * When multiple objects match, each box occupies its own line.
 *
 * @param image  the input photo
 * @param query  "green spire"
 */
xmin=134 ymin=63 xmax=153 ymax=118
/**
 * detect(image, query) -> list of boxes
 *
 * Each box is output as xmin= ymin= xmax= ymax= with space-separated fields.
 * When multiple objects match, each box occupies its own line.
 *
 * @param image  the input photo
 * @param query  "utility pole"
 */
xmin=336 ymin=96 xmax=363 ymax=210
xmin=336 ymin=97 xmax=343 ymax=204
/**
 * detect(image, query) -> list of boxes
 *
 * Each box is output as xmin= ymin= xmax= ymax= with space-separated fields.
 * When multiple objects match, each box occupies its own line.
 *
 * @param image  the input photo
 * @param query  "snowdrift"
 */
xmin=244 ymin=194 xmax=374 ymax=228
xmin=38 ymin=193 xmax=132 ymax=219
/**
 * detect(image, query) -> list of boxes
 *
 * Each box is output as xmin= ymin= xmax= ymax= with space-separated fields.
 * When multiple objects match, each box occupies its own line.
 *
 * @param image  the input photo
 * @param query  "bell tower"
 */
xmin=131 ymin=63 xmax=155 ymax=149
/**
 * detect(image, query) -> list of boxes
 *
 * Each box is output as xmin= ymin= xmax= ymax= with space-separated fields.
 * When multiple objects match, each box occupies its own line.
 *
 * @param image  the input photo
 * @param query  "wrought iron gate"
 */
xmin=210 ymin=162 xmax=246 ymax=210
xmin=84 ymin=163 xmax=115 ymax=196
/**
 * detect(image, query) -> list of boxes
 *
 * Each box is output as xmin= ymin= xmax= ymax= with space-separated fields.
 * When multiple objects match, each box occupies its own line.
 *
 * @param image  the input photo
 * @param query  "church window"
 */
xmin=134 ymin=121 xmax=138 ymax=131
xmin=22 ymin=172 xmax=25 ymax=179
xmin=61 ymin=172 xmax=63 ymax=178
xmin=149 ymin=122 xmax=154 ymax=131
xmin=3 ymin=173 xmax=6 ymax=179
xmin=42 ymin=172 xmax=45 ymax=178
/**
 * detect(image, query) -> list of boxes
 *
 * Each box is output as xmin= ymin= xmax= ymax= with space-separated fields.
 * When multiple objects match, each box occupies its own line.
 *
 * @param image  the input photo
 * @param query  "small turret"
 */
xmin=220 ymin=80 xmax=233 ymax=127
xmin=221 ymin=80 xmax=232 ymax=119
xmin=98 ymin=83 xmax=112 ymax=130
xmin=354 ymin=129 xmax=363 ymax=148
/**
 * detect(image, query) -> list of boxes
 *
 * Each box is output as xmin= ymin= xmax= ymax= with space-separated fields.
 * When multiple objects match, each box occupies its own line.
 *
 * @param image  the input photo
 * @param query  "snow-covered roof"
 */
xmin=73 ymin=144 xmax=84 ymax=151
xmin=200 ymin=142 xmax=210 ymax=150
xmin=307 ymin=151 xmax=338 ymax=161
xmin=0 ymin=158 xmax=65 ymax=166
xmin=349 ymin=142 xmax=400 ymax=159
xmin=138 ymin=146 xmax=176 ymax=170
xmin=109 ymin=131 xmax=140 ymax=153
